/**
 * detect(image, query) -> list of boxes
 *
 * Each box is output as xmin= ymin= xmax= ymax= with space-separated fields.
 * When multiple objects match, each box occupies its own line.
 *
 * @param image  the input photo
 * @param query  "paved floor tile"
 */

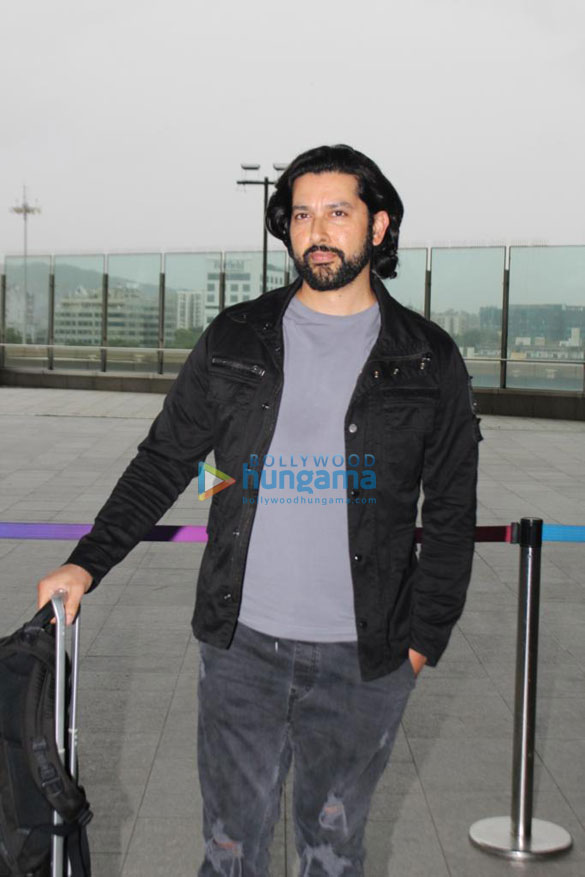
xmin=1 ymin=392 xmax=584 ymax=876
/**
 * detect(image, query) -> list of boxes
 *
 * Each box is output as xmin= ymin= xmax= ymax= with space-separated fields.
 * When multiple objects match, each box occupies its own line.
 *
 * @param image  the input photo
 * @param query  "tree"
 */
xmin=172 ymin=328 xmax=202 ymax=349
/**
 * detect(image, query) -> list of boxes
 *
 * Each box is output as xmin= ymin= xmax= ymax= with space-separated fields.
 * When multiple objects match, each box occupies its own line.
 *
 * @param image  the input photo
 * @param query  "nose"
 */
xmin=308 ymin=214 xmax=329 ymax=244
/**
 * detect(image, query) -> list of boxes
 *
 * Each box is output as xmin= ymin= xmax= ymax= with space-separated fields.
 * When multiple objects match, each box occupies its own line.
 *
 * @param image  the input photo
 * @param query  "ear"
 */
xmin=372 ymin=210 xmax=390 ymax=246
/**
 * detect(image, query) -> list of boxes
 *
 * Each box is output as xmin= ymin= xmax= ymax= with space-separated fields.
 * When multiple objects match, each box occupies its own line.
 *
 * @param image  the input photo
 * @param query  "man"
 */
xmin=38 ymin=144 xmax=481 ymax=875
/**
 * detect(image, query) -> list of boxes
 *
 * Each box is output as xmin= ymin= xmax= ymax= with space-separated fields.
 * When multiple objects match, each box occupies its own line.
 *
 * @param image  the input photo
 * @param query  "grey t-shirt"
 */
xmin=238 ymin=294 xmax=381 ymax=641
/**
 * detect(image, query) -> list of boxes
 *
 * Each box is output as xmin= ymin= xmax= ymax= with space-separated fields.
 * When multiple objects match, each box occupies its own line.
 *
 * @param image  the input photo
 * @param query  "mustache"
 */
xmin=303 ymin=245 xmax=345 ymax=262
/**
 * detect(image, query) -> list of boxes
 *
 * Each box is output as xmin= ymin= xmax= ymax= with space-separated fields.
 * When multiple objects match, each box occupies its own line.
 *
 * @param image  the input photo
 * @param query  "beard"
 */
xmin=292 ymin=220 xmax=374 ymax=292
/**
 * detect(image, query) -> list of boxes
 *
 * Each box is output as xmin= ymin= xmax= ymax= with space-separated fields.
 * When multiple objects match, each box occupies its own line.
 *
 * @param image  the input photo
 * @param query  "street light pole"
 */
xmin=237 ymin=163 xmax=287 ymax=294
xmin=10 ymin=186 xmax=41 ymax=342
xmin=262 ymin=176 xmax=269 ymax=297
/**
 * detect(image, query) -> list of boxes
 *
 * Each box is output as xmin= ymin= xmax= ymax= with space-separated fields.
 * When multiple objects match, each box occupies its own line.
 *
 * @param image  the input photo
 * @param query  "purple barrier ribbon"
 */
xmin=0 ymin=522 xmax=513 ymax=543
xmin=0 ymin=523 xmax=209 ymax=542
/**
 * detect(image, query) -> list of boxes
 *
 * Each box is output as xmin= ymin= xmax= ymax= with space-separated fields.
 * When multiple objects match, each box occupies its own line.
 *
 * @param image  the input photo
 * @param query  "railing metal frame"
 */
xmin=1 ymin=246 xmax=584 ymax=391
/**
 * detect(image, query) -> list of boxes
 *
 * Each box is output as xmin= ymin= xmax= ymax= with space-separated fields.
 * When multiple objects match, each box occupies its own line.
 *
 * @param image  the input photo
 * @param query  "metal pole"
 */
xmin=469 ymin=517 xmax=572 ymax=860
xmin=219 ymin=254 xmax=226 ymax=313
xmin=236 ymin=171 xmax=279 ymax=296
xmin=0 ymin=272 xmax=6 ymax=370
xmin=23 ymin=210 xmax=28 ymax=343
xmin=10 ymin=187 xmax=40 ymax=345
xmin=51 ymin=594 xmax=66 ymax=877
xmin=424 ymin=265 xmax=431 ymax=320
xmin=67 ymin=612 xmax=81 ymax=877
xmin=500 ymin=258 xmax=510 ymax=389
xmin=68 ymin=612 xmax=80 ymax=781
xmin=100 ymin=272 xmax=108 ymax=372
xmin=48 ymin=271 xmax=55 ymax=370
xmin=262 ymin=177 xmax=269 ymax=295
xmin=512 ymin=517 xmax=541 ymax=840
xmin=158 ymin=270 xmax=165 ymax=375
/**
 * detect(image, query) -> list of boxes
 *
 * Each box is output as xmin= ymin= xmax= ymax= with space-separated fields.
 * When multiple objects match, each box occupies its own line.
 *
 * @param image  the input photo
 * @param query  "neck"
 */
xmin=296 ymin=266 xmax=376 ymax=316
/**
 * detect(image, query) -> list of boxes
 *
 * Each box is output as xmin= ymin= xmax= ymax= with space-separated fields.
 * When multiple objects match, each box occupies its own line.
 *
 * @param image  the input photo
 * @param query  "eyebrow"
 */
xmin=292 ymin=201 xmax=354 ymax=211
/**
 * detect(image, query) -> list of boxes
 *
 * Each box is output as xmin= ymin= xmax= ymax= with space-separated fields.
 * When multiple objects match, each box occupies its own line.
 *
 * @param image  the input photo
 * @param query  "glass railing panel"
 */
xmin=2 ymin=344 xmax=48 ymax=369
xmin=106 ymin=348 xmax=159 ymax=373
xmin=164 ymin=253 xmax=221 ymax=357
xmin=52 ymin=346 xmax=102 ymax=371
xmin=506 ymin=361 xmax=583 ymax=392
xmin=106 ymin=254 xmax=161 ymax=370
xmin=430 ymin=247 xmax=505 ymax=388
xmin=54 ymin=255 xmax=104 ymax=348
xmin=462 ymin=358 xmax=501 ymax=390
xmin=225 ymin=251 xmax=286 ymax=303
xmin=383 ymin=247 xmax=427 ymax=314
xmin=3 ymin=256 xmax=51 ymax=364
xmin=162 ymin=348 xmax=191 ymax=375
xmin=508 ymin=246 xmax=585 ymax=390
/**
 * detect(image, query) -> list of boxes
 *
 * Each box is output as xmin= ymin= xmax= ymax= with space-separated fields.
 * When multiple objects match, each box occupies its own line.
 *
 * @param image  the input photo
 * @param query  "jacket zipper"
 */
xmin=378 ymin=350 xmax=432 ymax=367
xmin=210 ymin=356 xmax=266 ymax=378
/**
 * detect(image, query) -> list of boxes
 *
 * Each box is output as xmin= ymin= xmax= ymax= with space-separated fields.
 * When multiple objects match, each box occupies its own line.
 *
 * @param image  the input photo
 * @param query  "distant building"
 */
xmin=107 ymin=283 xmax=158 ymax=346
xmin=176 ymin=290 xmax=205 ymax=330
xmin=54 ymin=283 xmax=159 ymax=347
xmin=203 ymin=255 xmax=286 ymax=327
xmin=54 ymin=287 xmax=102 ymax=345
xmin=479 ymin=306 xmax=502 ymax=331
xmin=508 ymin=304 xmax=585 ymax=350
xmin=432 ymin=309 xmax=475 ymax=336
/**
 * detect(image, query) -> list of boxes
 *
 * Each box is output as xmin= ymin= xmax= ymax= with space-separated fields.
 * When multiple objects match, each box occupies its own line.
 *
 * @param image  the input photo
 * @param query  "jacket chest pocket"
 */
xmin=381 ymin=389 xmax=439 ymax=432
xmin=207 ymin=356 xmax=266 ymax=407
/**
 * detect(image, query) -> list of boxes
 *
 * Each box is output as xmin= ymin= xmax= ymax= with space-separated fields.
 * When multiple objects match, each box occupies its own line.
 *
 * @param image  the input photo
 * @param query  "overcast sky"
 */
xmin=1 ymin=0 xmax=583 ymax=258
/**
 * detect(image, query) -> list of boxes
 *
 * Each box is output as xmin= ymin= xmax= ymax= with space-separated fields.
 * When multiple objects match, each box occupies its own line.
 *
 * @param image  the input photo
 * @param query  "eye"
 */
xmin=293 ymin=212 xmax=308 ymax=221
xmin=332 ymin=210 xmax=347 ymax=217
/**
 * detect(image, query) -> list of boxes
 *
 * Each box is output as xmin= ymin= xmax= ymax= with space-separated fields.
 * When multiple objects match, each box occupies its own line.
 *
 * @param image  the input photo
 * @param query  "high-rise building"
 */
xmin=176 ymin=290 xmax=205 ymax=330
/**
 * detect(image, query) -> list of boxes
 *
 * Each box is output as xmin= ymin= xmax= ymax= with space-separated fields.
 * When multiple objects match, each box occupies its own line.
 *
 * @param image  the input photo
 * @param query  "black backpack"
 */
xmin=0 ymin=604 xmax=92 ymax=876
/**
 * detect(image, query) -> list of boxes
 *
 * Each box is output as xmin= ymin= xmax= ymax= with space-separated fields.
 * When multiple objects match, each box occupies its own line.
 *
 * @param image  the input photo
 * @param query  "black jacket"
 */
xmin=67 ymin=276 xmax=481 ymax=680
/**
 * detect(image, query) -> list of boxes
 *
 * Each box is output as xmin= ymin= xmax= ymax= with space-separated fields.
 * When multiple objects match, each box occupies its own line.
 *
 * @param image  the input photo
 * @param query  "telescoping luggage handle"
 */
xmin=50 ymin=592 xmax=81 ymax=877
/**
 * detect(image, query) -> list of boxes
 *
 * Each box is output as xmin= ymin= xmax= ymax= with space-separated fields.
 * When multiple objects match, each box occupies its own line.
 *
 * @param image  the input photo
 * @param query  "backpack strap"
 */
xmin=25 ymin=662 xmax=91 ymax=824
xmin=33 ymin=816 xmax=92 ymax=877
xmin=24 ymin=602 xmax=56 ymax=634
xmin=66 ymin=817 xmax=92 ymax=877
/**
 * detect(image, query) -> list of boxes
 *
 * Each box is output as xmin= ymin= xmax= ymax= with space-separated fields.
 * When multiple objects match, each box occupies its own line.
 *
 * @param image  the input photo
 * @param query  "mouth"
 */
xmin=308 ymin=251 xmax=337 ymax=265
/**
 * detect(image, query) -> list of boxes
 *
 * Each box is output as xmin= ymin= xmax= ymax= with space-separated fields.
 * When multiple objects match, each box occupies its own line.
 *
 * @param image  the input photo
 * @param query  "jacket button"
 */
xmin=232 ymin=529 xmax=240 ymax=537
xmin=358 ymin=619 xmax=368 ymax=630
xmin=261 ymin=402 xmax=271 ymax=409
xmin=274 ymin=345 xmax=282 ymax=353
xmin=373 ymin=369 xmax=381 ymax=379
xmin=392 ymin=367 xmax=400 ymax=376
xmin=223 ymin=592 xmax=232 ymax=602
xmin=348 ymin=423 xmax=358 ymax=434
xmin=350 ymin=489 xmax=359 ymax=498
xmin=353 ymin=554 xmax=362 ymax=562
xmin=263 ymin=321 xmax=271 ymax=331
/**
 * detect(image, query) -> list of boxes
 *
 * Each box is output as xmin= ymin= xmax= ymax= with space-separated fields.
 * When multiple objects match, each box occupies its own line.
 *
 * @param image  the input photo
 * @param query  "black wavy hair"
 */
xmin=265 ymin=144 xmax=404 ymax=279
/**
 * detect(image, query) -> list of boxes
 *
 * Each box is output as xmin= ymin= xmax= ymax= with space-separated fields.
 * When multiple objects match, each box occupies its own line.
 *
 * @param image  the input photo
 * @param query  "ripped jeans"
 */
xmin=197 ymin=622 xmax=416 ymax=876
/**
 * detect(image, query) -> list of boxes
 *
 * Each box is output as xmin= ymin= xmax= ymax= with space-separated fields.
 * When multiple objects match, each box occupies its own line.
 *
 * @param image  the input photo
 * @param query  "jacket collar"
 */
xmin=227 ymin=272 xmax=429 ymax=358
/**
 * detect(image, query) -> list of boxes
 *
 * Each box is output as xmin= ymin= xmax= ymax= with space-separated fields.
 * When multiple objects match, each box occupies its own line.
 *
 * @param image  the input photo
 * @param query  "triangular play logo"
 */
xmin=198 ymin=462 xmax=236 ymax=500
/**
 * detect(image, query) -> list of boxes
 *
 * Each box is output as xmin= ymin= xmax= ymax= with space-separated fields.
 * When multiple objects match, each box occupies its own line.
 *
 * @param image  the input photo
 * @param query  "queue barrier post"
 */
xmin=469 ymin=517 xmax=573 ymax=860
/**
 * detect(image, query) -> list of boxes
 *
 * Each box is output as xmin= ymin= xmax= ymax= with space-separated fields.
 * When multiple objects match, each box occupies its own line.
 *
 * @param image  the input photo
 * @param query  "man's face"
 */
xmin=289 ymin=172 xmax=384 ymax=291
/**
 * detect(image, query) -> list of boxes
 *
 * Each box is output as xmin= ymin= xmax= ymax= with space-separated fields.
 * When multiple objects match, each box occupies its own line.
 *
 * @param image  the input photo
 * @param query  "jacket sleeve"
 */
xmin=65 ymin=329 xmax=214 ymax=588
xmin=408 ymin=341 xmax=481 ymax=666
